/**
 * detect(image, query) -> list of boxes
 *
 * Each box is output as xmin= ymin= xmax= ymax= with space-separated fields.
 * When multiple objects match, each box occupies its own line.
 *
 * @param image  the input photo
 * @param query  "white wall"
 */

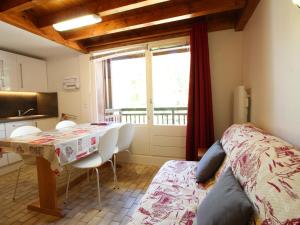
xmin=242 ymin=0 xmax=300 ymax=147
xmin=209 ymin=30 xmax=243 ymax=138
xmin=47 ymin=55 xmax=92 ymax=123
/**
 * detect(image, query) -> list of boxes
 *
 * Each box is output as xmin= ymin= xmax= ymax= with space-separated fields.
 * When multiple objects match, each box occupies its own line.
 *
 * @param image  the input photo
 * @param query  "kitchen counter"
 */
xmin=0 ymin=115 xmax=58 ymax=123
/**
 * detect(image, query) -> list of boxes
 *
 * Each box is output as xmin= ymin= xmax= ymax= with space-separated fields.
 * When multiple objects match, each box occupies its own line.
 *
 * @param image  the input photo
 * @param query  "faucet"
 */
xmin=18 ymin=108 xmax=35 ymax=116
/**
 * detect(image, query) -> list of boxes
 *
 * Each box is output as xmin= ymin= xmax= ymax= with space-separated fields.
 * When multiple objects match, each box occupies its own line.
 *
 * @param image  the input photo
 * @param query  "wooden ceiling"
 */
xmin=0 ymin=0 xmax=260 ymax=53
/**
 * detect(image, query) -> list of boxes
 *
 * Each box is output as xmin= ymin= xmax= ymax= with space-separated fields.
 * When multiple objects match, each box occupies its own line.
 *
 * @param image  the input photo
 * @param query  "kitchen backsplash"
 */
xmin=0 ymin=92 xmax=58 ymax=118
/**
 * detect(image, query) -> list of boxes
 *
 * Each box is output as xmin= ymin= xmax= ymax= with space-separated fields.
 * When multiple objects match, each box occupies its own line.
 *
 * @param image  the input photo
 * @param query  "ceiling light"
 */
xmin=53 ymin=14 xmax=102 ymax=32
xmin=292 ymin=0 xmax=300 ymax=7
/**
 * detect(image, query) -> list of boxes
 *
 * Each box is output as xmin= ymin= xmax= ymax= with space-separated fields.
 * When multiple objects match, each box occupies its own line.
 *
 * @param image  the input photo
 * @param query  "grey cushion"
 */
xmin=197 ymin=168 xmax=254 ymax=225
xmin=195 ymin=140 xmax=225 ymax=183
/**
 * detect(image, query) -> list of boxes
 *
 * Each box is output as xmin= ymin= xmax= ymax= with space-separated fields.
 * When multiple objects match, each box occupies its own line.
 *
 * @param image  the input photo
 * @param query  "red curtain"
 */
xmin=186 ymin=22 xmax=215 ymax=161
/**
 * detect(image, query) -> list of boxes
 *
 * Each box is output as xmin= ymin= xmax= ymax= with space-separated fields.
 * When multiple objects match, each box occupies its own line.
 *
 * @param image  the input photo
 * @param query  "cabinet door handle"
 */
xmin=20 ymin=63 xmax=23 ymax=88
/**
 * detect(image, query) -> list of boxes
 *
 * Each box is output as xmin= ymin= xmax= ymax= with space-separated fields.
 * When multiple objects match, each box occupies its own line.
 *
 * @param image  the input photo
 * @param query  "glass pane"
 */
xmin=110 ymin=56 xmax=147 ymax=124
xmin=152 ymin=51 xmax=190 ymax=125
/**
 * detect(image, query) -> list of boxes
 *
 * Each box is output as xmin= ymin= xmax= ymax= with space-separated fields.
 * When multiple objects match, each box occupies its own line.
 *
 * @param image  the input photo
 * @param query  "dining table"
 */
xmin=0 ymin=122 xmax=121 ymax=217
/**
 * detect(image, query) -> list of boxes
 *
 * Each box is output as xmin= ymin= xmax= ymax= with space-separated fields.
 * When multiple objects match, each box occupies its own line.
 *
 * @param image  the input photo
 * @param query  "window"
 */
xmin=110 ymin=54 xmax=147 ymax=124
xmin=152 ymin=47 xmax=190 ymax=125
xmin=95 ymin=39 xmax=190 ymax=126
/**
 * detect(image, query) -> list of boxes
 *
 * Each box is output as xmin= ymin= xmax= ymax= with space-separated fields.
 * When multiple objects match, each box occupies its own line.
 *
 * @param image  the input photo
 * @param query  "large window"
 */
xmin=97 ymin=40 xmax=190 ymax=126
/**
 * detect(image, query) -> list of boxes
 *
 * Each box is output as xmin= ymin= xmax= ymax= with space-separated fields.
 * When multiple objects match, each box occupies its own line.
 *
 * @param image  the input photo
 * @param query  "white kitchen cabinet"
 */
xmin=0 ymin=125 xmax=9 ymax=167
xmin=17 ymin=55 xmax=47 ymax=92
xmin=7 ymin=153 xmax=22 ymax=164
xmin=0 ymin=118 xmax=57 ymax=172
xmin=5 ymin=120 xmax=34 ymax=137
xmin=0 ymin=130 xmax=5 ymax=137
xmin=34 ymin=117 xmax=58 ymax=131
xmin=4 ymin=121 xmax=34 ymax=164
xmin=0 ymin=50 xmax=20 ymax=91
xmin=0 ymin=153 xmax=8 ymax=167
xmin=0 ymin=123 xmax=5 ymax=131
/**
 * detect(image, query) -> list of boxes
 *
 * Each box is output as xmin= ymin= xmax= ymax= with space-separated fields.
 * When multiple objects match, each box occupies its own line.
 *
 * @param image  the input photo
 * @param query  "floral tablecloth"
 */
xmin=0 ymin=123 xmax=120 ymax=174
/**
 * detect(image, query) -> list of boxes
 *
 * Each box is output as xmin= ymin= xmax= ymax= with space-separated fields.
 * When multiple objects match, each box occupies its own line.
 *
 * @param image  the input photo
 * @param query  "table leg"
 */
xmin=27 ymin=157 xmax=64 ymax=217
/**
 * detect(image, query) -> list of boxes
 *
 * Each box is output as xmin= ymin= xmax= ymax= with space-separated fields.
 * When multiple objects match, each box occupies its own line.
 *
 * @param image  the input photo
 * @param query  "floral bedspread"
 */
xmin=128 ymin=160 xmax=214 ymax=225
xmin=129 ymin=124 xmax=300 ymax=225
xmin=221 ymin=124 xmax=300 ymax=225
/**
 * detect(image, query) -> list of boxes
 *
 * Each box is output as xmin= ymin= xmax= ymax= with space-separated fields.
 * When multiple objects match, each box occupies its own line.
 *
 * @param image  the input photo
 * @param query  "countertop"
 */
xmin=0 ymin=115 xmax=58 ymax=123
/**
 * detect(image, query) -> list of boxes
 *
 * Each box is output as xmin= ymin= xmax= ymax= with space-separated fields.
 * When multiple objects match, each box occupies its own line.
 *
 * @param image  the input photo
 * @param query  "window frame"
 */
xmin=95 ymin=36 xmax=190 ymax=127
xmin=147 ymin=37 xmax=190 ymax=127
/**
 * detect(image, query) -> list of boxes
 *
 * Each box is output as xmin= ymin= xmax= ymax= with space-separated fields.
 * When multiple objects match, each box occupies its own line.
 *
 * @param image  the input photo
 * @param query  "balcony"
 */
xmin=105 ymin=107 xmax=188 ymax=125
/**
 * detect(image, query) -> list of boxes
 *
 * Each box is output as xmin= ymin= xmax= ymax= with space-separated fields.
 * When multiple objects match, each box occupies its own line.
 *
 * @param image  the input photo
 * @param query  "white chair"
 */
xmin=10 ymin=126 xmax=42 ymax=200
xmin=113 ymin=123 xmax=134 ymax=177
xmin=65 ymin=127 xmax=118 ymax=210
xmin=55 ymin=120 xmax=77 ymax=129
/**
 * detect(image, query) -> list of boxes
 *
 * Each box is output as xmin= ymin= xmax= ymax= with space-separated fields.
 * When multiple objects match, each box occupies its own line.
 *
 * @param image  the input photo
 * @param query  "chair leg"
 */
xmin=87 ymin=169 xmax=90 ymax=183
xmin=114 ymin=154 xmax=117 ymax=173
xmin=110 ymin=157 xmax=119 ymax=189
xmin=12 ymin=164 xmax=23 ymax=201
xmin=94 ymin=168 xmax=102 ymax=210
xmin=65 ymin=167 xmax=71 ymax=204
xmin=91 ymin=168 xmax=95 ymax=179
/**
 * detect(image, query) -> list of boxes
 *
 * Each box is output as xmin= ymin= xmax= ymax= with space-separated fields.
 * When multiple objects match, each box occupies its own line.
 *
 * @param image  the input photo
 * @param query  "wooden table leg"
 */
xmin=27 ymin=157 xmax=64 ymax=217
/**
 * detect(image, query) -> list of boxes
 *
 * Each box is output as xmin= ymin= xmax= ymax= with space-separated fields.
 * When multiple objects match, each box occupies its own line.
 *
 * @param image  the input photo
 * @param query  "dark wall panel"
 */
xmin=37 ymin=93 xmax=58 ymax=116
xmin=0 ymin=92 xmax=58 ymax=118
xmin=0 ymin=92 xmax=37 ymax=117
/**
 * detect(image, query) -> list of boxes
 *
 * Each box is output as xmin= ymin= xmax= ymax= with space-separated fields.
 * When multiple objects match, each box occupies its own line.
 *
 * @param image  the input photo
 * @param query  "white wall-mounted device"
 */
xmin=233 ymin=86 xmax=250 ymax=124
xmin=63 ymin=76 xmax=80 ymax=90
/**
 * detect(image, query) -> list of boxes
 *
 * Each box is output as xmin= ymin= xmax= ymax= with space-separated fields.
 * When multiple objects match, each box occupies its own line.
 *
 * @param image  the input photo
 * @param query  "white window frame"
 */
xmin=92 ymin=36 xmax=190 ymax=127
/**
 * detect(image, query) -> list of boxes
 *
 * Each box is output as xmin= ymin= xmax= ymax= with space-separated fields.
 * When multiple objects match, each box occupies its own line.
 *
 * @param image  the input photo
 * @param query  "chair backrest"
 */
xmin=117 ymin=123 xmax=134 ymax=152
xmin=98 ymin=127 xmax=119 ymax=163
xmin=10 ymin=126 xmax=41 ymax=138
xmin=56 ymin=120 xmax=77 ymax=129
xmin=10 ymin=126 xmax=41 ymax=165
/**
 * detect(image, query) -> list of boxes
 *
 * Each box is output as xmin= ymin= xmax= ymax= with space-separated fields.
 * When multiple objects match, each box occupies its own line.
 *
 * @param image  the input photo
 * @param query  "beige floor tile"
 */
xmin=0 ymin=163 xmax=158 ymax=225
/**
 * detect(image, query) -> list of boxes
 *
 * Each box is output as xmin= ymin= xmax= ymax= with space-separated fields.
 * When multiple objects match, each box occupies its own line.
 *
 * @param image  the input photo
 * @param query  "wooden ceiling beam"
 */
xmin=87 ymin=32 xmax=188 ymax=52
xmin=0 ymin=0 xmax=34 ymax=12
xmin=235 ymin=0 xmax=260 ymax=31
xmin=98 ymin=0 xmax=170 ymax=17
xmin=0 ymin=0 xmax=48 ymax=13
xmin=84 ymin=13 xmax=236 ymax=51
xmin=63 ymin=0 xmax=245 ymax=41
xmin=36 ymin=0 xmax=171 ymax=29
xmin=0 ymin=12 xmax=88 ymax=53
xmin=36 ymin=1 xmax=98 ymax=28
xmin=85 ymin=24 xmax=191 ymax=51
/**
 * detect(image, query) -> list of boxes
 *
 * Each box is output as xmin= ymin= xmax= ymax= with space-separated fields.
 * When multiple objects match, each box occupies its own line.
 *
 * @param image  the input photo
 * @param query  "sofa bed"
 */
xmin=128 ymin=124 xmax=300 ymax=225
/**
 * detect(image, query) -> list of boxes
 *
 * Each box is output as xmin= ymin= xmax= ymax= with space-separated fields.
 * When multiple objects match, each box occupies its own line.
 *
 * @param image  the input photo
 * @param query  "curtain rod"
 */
xmin=150 ymin=44 xmax=190 ymax=52
xmin=90 ymin=46 xmax=147 ymax=61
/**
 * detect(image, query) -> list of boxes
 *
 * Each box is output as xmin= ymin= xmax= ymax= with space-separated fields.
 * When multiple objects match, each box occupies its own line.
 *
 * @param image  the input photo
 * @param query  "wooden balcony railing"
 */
xmin=105 ymin=107 xmax=188 ymax=125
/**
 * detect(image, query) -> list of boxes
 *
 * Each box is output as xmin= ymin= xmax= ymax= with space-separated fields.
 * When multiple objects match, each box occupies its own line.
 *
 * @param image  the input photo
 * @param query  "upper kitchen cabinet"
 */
xmin=17 ymin=55 xmax=47 ymax=92
xmin=0 ymin=50 xmax=48 ymax=92
xmin=0 ymin=50 xmax=20 ymax=91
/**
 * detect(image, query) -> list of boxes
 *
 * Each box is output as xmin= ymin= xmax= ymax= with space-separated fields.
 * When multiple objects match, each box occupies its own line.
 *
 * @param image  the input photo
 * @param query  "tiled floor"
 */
xmin=0 ymin=163 xmax=158 ymax=225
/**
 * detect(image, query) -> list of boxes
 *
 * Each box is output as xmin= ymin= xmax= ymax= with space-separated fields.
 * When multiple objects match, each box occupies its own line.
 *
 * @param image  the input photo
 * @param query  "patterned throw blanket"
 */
xmin=129 ymin=124 xmax=300 ymax=225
